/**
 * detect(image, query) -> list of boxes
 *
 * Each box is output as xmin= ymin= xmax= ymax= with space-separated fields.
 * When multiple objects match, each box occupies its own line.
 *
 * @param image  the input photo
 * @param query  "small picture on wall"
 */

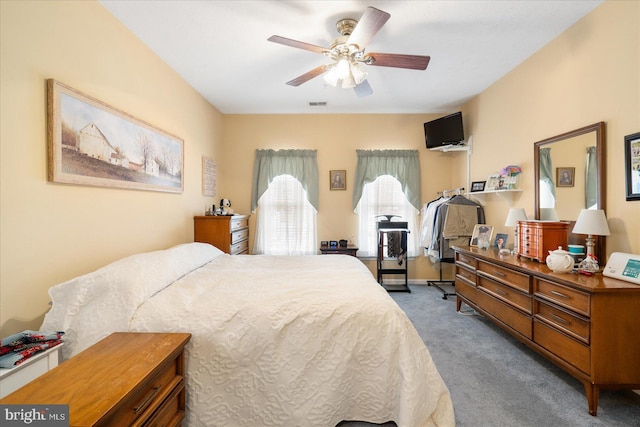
xmin=494 ymin=233 xmax=508 ymax=250
xmin=330 ymin=170 xmax=346 ymax=190
xmin=556 ymin=167 xmax=575 ymax=187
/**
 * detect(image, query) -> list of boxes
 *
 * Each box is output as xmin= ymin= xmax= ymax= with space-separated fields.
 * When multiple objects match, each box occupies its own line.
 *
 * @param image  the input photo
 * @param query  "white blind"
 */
xmin=253 ymin=174 xmax=317 ymax=255
xmin=355 ymin=175 xmax=419 ymax=258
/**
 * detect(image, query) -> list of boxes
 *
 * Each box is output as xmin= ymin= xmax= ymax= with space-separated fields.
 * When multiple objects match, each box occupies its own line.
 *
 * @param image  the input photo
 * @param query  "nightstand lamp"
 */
xmin=572 ymin=209 xmax=610 ymax=272
xmin=505 ymin=208 xmax=527 ymax=254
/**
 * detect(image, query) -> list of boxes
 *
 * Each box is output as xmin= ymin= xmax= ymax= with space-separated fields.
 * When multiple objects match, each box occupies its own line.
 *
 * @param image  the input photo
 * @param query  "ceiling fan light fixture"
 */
xmin=341 ymin=73 xmax=356 ymax=89
xmin=323 ymin=66 xmax=339 ymax=86
xmin=350 ymin=62 xmax=367 ymax=84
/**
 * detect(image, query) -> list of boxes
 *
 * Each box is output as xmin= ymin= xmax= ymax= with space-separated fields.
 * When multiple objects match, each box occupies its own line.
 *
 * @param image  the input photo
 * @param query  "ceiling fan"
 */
xmin=267 ymin=6 xmax=430 ymax=98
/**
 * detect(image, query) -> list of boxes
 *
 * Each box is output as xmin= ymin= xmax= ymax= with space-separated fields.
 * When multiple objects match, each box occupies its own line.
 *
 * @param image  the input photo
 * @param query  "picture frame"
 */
xmin=330 ymin=170 xmax=346 ymax=190
xmin=47 ymin=79 xmax=184 ymax=193
xmin=470 ymin=224 xmax=494 ymax=248
xmin=494 ymin=233 xmax=508 ymax=250
xmin=485 ymin=174 xmax=501 ymax=191
xmin=556 ymin=167 xmax=575 ymax=187
xmin=624 ymin=132 xmax=640 ymax=201
xmin=470 ymin=181 xmax=486 ymax=192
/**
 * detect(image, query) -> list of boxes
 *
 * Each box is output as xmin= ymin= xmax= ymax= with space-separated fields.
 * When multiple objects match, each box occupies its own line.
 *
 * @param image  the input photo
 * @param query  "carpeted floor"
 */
xmin=384 ymin=283 xmax=640 ymax=427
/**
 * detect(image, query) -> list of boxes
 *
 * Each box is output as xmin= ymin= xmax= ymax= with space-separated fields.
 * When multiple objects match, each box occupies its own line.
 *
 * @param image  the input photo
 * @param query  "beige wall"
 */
xmin=459 ymin=0 xmax=639 ymax=256
xmin=221 ymin=114 xmax=459 ymax=278
xmin=1 ymin=0 xmax=638 ymax=337
xmin=0 ymin=1 xmax=222 ymax=336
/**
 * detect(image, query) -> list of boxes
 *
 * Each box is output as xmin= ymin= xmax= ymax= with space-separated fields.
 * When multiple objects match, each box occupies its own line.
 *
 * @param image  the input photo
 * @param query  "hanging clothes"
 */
xmin=422 ymin=194 xmax=485 ymax=261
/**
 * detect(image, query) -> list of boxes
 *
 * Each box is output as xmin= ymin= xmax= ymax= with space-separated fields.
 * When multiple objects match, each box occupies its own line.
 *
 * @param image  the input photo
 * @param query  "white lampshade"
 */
xmin=572 ymin=209 xmax=611 ymax=236
xmin=505 ymin=208 xmax=528 ymax=227
xmin=540 ymin=208 xmax=559 ymax=221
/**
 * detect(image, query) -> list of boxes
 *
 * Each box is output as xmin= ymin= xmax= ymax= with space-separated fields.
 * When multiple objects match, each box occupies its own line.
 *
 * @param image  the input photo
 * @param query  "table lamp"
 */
xmin=505 ymin=208 xmax=528 ymax=254
xmin=571 ymin=209 xmax=610 ymax=272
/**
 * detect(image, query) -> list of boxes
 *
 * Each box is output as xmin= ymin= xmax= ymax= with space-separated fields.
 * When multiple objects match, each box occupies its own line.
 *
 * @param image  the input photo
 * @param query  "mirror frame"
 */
xmin=534 ymin=122 xmax=606 ymax=258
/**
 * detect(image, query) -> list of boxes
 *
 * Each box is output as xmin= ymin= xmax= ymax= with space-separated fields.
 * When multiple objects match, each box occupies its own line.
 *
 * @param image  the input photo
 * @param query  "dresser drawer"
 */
xmin=534 ymin=298 xmax=590 ymax=344
xmin=111 ymin=359 xmax=182 ymax=426
xmin=455 ymin=276 xmax=478 ymax=302
xmin=230 ymin=239 xmax=249 ymax=255
xmin=534 ymin=320 xmax=590 ymax=374
xmin=478 ymin=276 xmax=532 ymax=314
xmin=455 ymin=252 xmax=477 ymax=270
xmin=475 ymin=290 xmax=532 ymax=339
xmin=231 ymin=227 xmax=249 ymax=244
xmin=477 ymin=260 xmax=531 ymax=293
xmin=534 ymin=278 xmax=590 ymax=317
xmin=455 ymin=265 xmax=476 ymax=285
xmin=230 ymin=217 xmax=249 ymax=231
xmin=519 ymin=242 xmax=540 ymax=259
xmin=134 ymin=378 xmax=185 ymax=427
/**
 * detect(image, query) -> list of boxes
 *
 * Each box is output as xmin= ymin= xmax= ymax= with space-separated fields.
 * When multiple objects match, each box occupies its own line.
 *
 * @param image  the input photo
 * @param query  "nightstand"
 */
xmin=0 ymin=332 xmax=191 ymax=426
xmin=320 ymin=245 xmax=359 ymax=257
xmin=0 ymin=344 xmax=63 ymax=398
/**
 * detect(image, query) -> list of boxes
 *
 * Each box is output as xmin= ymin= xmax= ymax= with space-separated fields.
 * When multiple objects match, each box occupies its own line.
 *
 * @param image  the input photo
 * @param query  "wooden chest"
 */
xmin=518 ymin=220 xmax=569 ymax=262
xmin=194 ymin=214 xmax=250 ymax=254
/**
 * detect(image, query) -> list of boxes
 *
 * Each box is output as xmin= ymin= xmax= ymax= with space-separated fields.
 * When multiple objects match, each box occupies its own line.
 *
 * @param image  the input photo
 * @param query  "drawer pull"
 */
xmin=550 ymin=290 xmax=570 ymax=299
xmin=134 ymin=386 xmax=160 ymax=414
xmin=550 ymin=313 xmax=571 ymax=326
xmin=492 ymin=270 xmax=506 ymax=277
xmin=494 ymin=288 xmax=508 ymax=296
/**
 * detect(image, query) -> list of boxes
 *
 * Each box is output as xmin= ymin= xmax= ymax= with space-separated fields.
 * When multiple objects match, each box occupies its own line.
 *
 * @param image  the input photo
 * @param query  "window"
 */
xmin=355 ymin=175 xmax=419 ymax=258
xmin=253 ymin=174 xmax=317 ymax=255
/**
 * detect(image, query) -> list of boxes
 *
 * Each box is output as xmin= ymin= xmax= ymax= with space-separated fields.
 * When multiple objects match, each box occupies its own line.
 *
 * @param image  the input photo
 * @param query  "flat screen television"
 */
xmin=424 ymin=112 xmax=465 ymax=149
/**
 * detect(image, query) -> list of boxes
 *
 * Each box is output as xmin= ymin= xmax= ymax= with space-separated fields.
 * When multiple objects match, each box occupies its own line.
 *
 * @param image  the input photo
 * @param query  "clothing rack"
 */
xmin=420 ymin=187 xmax=485 ymax=300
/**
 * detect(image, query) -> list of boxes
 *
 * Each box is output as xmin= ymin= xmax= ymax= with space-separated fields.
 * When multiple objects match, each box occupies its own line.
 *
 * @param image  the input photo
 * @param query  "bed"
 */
xmin=41 ymin=242 xmax=454 ymax=426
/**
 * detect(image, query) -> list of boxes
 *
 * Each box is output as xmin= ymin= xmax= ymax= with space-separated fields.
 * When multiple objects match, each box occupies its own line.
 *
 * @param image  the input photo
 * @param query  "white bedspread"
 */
xmin=42 ymin=243 xmax=454 ymax=426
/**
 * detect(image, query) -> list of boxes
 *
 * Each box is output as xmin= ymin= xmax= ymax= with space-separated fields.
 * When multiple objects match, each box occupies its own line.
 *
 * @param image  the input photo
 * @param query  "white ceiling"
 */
xmin=98 ymin=0 xmax=602 ymax=115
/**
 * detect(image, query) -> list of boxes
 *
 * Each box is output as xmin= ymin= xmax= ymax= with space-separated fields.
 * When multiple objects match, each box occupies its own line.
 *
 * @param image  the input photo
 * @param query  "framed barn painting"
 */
xmin=47 ymin=79 xmax=184 ymax=193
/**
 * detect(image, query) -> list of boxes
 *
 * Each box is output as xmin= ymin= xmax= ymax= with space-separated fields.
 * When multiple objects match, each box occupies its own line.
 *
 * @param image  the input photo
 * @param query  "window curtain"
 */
xmin=352 ymin=150 xmax=422 ymax=211
xmin=585 ymin=146 xmax=597 ymax=209
xmin=539 ymin=147 xmax=556 ymax=208
xmin=251 ymin=149 xmax=319 ymax=213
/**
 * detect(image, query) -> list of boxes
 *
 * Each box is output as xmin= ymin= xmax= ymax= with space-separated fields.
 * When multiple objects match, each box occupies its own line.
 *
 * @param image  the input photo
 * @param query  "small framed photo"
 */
xmin=470 ymin=224 xmax=494 ymax=248
xmin=494 ymin=233 xmax=508 ymax=250
xmin=624 ymin=132 xmax=640 ymax=201
xmin=470 ymin=181 xmax=486 ymax=192
xmin=485 ymin=174 xmax=501 ymax=191
xmin=330 ymin=170 xmax=346 ymax=190
xmin=556 ymin=167 xmax=575 ymax=187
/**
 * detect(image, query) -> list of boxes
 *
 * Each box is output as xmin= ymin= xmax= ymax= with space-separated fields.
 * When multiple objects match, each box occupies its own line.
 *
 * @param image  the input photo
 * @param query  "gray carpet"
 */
xmin=383 ymin=283 xmax=640 ymax=427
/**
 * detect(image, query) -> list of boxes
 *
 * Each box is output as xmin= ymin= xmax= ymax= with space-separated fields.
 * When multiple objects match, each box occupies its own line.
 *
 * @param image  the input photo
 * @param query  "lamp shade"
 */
xmin=572 ymin=209 xmax=611 ymax=236
xmin=505 ymin=208 xmax=527 ymax=227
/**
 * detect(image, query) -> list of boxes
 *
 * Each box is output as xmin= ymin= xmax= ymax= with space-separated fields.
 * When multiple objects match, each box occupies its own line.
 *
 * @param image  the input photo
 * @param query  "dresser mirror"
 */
xmin=534 ymin=122 xmax=606 ymax=260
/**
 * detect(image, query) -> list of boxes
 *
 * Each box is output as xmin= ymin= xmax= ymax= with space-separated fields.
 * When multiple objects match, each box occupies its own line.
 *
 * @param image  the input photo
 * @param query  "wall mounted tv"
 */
xmin=424 ymin=112 xmax=465 ymax=149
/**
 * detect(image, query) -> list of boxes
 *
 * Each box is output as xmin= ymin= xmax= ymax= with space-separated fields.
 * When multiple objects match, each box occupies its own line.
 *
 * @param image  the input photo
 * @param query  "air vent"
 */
xmin=308 ymin=101 xmax=327 ymax=107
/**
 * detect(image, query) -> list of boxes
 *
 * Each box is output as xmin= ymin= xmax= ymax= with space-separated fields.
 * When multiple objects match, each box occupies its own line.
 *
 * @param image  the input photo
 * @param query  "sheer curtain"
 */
xmin=539 ymin=147 xmax=556 ymax=209
xmin=252 ymin=149 xmax=318 ymax=255
xmin=352 ymin=150 xmax=421 ymax=258
xmin=585 ymin=146 xmax=597 ymax=209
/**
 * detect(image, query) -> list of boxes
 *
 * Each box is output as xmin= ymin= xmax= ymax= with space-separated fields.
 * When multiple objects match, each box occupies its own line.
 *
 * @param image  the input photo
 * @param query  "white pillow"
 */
xmin=41 ymin=242 xmax=222 ymax=358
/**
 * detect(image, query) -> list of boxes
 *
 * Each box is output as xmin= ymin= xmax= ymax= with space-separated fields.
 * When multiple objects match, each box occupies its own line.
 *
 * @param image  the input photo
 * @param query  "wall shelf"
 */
xmin=466 ymin=189 xmax=522 ymax=205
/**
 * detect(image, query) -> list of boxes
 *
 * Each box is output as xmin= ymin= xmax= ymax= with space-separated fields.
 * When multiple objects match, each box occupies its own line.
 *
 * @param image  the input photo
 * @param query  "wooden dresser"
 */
xmin=518 ymin=220 xmax=570 ymax=262
xmin=0 ymin=332 xmax=191 ymax=427
xmin=194 ymin=214 xmax=250 ymax=254
xmin=454 ymin=246 xmax=640 ymax=416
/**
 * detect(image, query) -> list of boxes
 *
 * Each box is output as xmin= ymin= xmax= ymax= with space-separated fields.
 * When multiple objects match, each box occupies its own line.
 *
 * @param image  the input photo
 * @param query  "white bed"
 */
xmin=41 ymin=243 xmax=454 ymax=426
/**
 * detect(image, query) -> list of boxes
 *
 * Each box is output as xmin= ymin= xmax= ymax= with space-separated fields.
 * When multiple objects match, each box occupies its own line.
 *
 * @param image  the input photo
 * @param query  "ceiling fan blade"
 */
xmin=268 ymin=35 xmax=327 ymax=54
xmin=286 ymin=65 xmax=329 ymax=87
xmin=353 ymin=80 xmax=373 ymax=98
xmin=366 ymin=53 xmax=431 ymax=70
xmin=347 ymin=7 xmax=390 ymax=49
